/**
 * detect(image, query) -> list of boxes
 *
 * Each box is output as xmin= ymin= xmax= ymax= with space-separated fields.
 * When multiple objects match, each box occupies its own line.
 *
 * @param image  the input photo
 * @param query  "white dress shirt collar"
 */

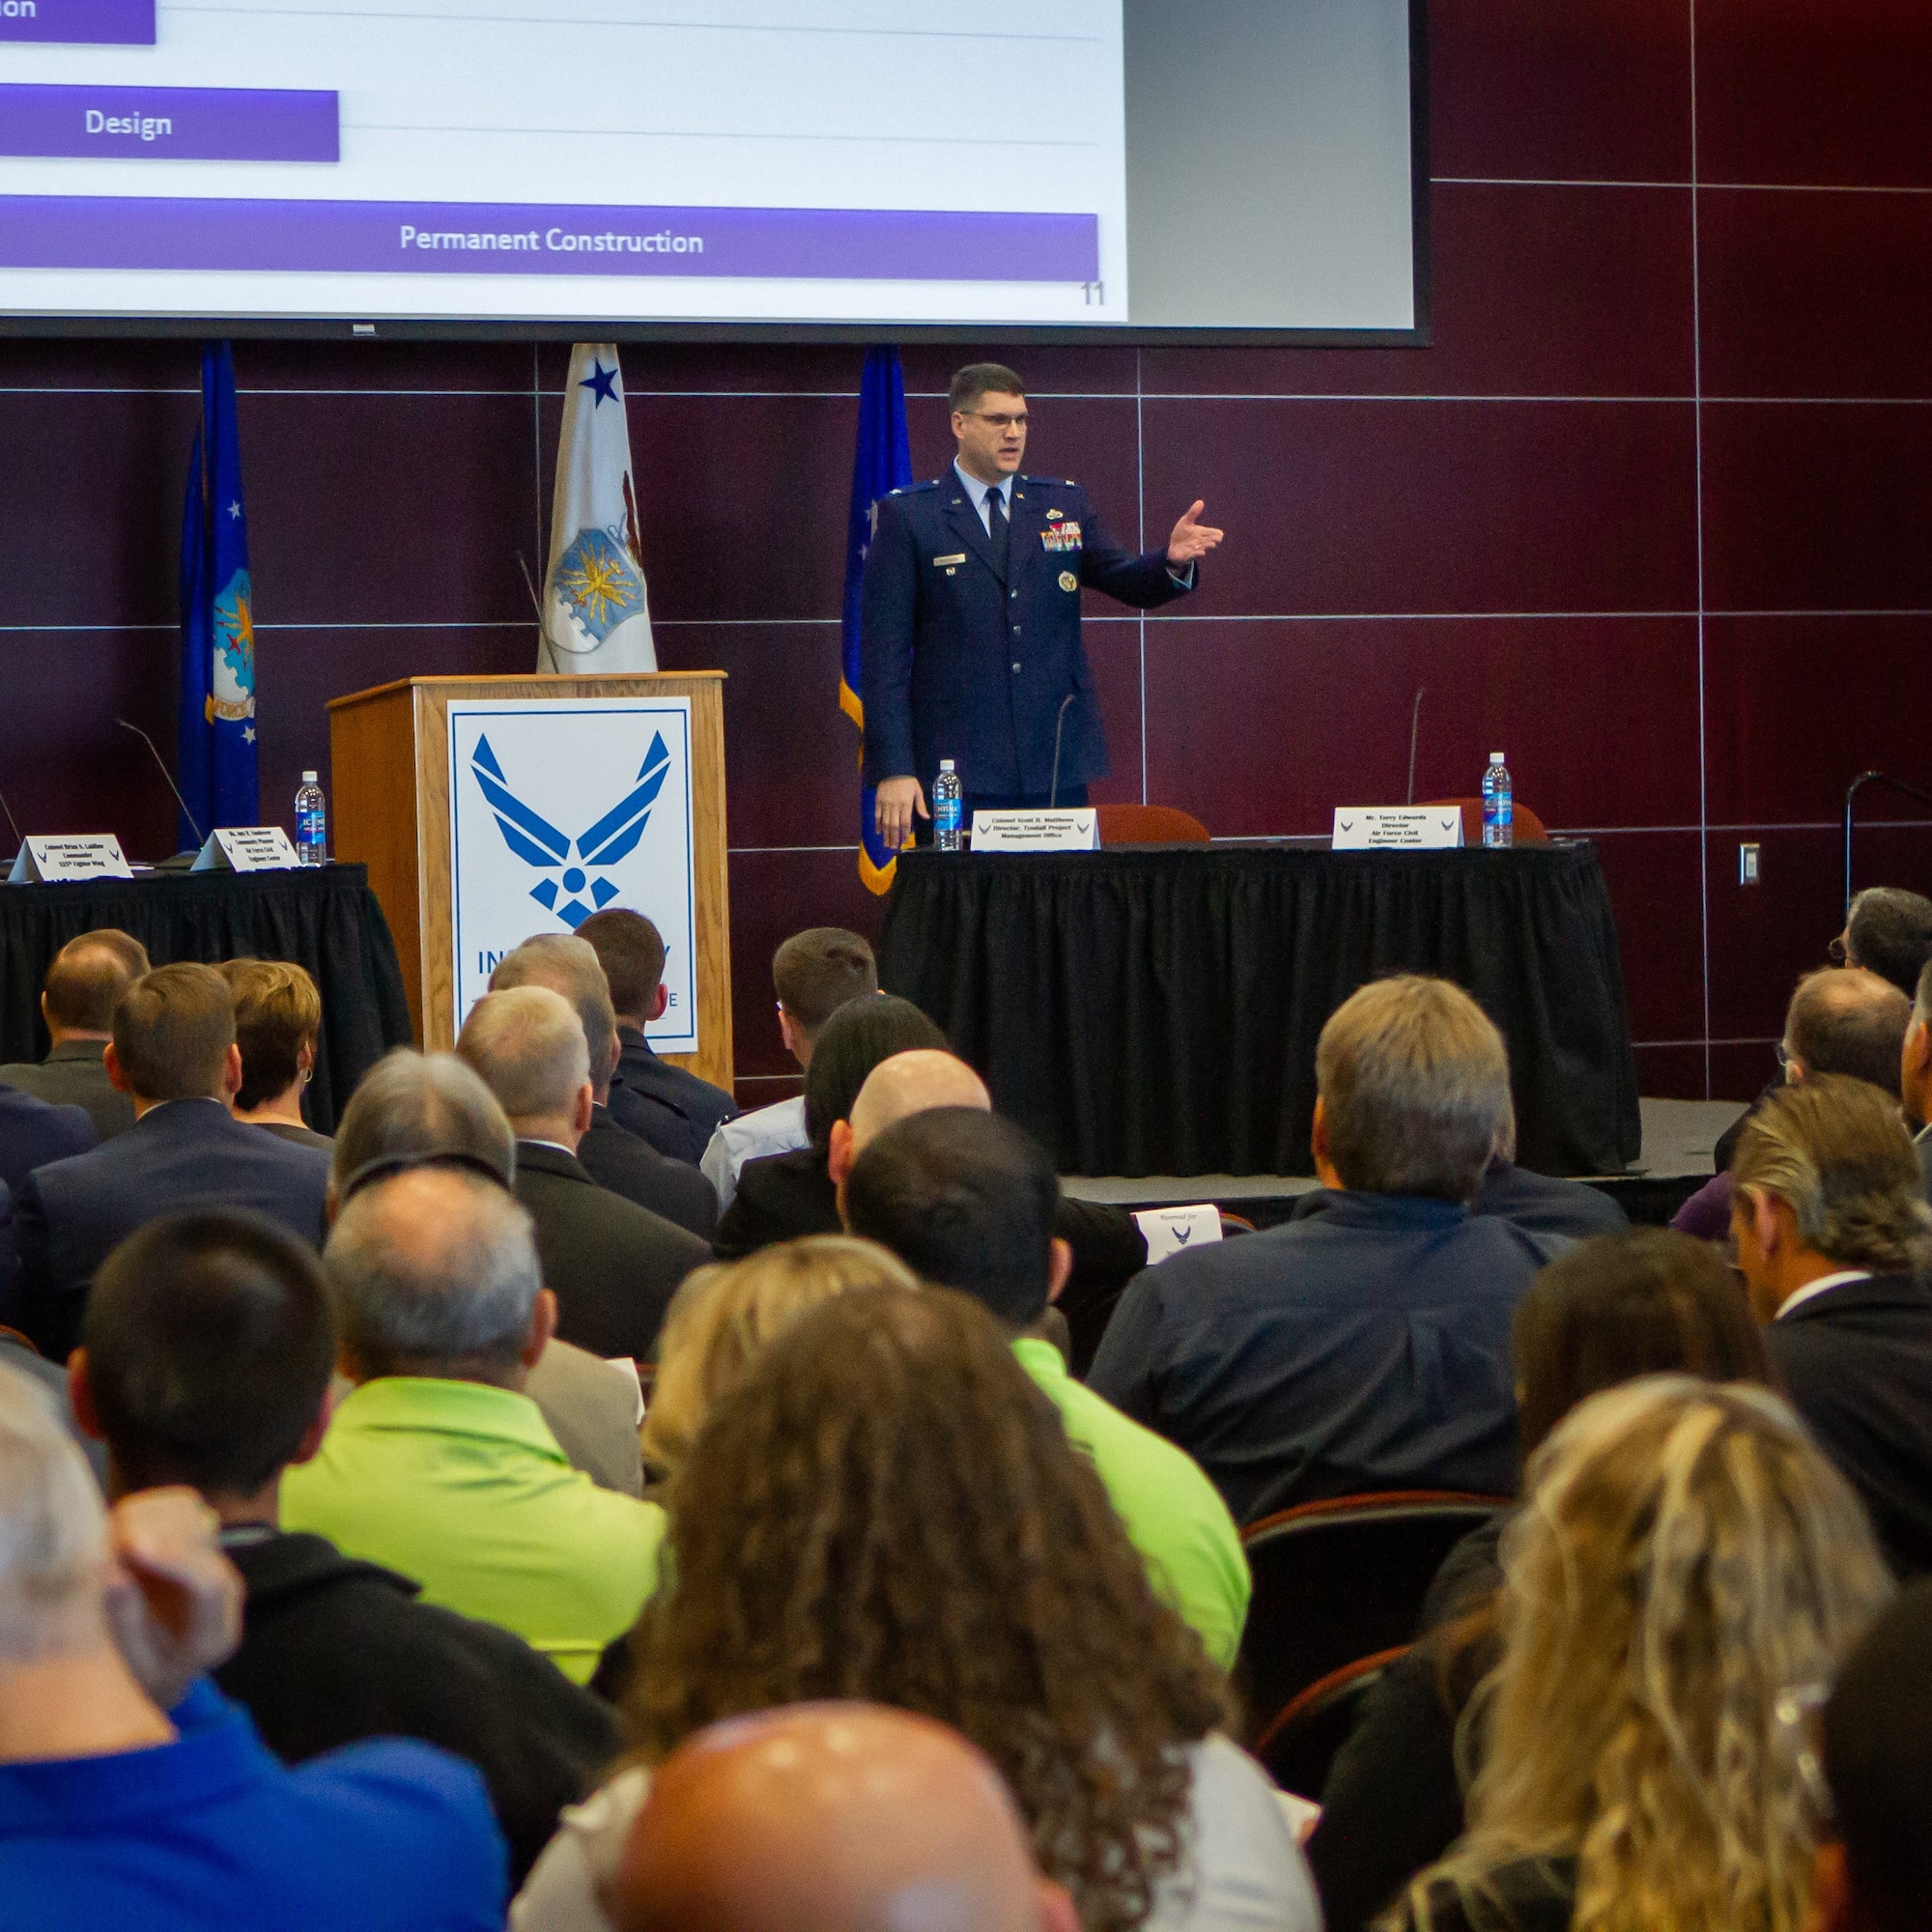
xmin=1775 ymin=1267 xmax=1871 ymax=1321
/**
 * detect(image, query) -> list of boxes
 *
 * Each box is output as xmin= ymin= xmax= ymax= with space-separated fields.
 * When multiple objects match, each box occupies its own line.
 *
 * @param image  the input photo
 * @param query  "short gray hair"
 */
xmin=0 ymin=1363 xmax=108 ymax=1660
xmin=330 ymin=1049 xmax=515 ymax=1199
xmin=325 ymin=1168 xmax=542 ymax=1374
xmin=1315 ymin=975 xmax=1511 ymax=1202
xmin=489 ymin=934 xmax=617 ymax=1095
xmin=456 ymin=984 xmax=590 ymax=1122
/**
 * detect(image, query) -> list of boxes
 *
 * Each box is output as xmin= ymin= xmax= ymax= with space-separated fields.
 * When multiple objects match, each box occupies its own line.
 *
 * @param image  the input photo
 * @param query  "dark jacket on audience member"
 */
xmin=256 ymin=1120 xmax=334 ymax=1151
xmin=0 ymin=1082 xmax=96 ymax=1198
xmin=711 ymin=1144 xmax=838 ymax=1258
xmin=1765 ymin=1270 xmax=1932 ymax=1577
xmin=1088 ymin=1189 xmax=1554 ymax=1524
xmin=0 ymin=1038 xmax=136 ymax=1143
xmin=608 ymin=1027 xmax=738 ymax=1167
xmin=512 ymin=1140 xmax=710 ymax=1361
xmin=11 ymin=1098 xmax=331 ymax=1362
xmin=577 ymin=1104 xmax=718 ymax=1240
xmin=1471 ymin=1158 xmax=1626 ymax=1243
xmin=214 ymin=1528 xmax=618 ymax=1884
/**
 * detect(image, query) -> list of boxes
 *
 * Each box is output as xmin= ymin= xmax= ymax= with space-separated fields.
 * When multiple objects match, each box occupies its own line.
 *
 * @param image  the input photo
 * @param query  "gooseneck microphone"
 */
xmin=115 ymin=718 xmax=206 ymax=848
xmin=1406 ymin=686 xmax=1427 ymax=807
xmin=1048 ymin=693 xmax=1077 ymax=810
xmin=0 ymin=781 xmax=21 ymax=851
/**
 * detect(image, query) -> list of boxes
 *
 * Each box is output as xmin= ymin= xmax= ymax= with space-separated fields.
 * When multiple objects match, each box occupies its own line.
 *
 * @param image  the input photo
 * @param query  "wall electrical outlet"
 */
xmin=1740 ymin=842 xmax=1761 ymax=886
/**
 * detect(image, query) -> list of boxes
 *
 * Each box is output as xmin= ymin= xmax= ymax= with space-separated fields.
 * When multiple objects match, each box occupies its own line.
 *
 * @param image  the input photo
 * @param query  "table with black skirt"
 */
xmin=0 ymin=863 xmax=413 ymax=1134
xmin=877 ymin=842 xmax=1640 ymax=1179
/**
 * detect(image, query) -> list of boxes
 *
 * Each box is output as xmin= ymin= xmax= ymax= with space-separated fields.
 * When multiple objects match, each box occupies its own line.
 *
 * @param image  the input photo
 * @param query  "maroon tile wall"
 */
xmin=2 ymin=0 xmax=1928 ymax=1107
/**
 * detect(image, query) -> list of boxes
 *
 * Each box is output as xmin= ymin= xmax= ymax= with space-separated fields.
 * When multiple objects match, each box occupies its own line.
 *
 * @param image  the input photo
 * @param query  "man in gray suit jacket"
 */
xmin=0 ymin=928 xmax=150 ymax=1142
xmin=457 ymin=985 xmax=707 ymax=1364
xmin=12 ymin=962 xmax=330 ymax=1361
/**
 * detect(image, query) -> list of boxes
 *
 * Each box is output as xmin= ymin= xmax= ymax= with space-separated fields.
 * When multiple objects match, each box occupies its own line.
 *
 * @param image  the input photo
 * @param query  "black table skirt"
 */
xmin=878 ymin=843 xmax=1641 ymax=1179
xmin=0 ymin=864 xmax=413 ymax=1134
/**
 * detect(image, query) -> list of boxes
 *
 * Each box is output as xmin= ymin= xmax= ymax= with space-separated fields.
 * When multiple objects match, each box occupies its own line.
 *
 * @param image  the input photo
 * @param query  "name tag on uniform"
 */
xmin=1040 ymin=523 xmax=1082 ymax=553
xmin=932 ymin=553 xmax=966 ymax=566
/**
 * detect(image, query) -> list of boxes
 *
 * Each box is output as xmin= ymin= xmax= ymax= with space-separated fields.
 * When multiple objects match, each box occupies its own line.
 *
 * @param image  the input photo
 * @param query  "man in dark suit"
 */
xmin=860 ymin=361 xmax=1222 ymax=847
xmin=69 ymin=1208 xmax=616 ymax=1882
xmin=1468 ymin=1094 xmax=1626 ymax=1241
xmin=1732 ymin=1073 xmax=1932 ymax=1578
xmin=457 ymin=984 xmax=708 ymax=1361
xmin=0 ymin=1084 xmax=94 ymax=1208
xmin=486 ymin=934 xmax=717 ymax=1239
xmin=0 ymin=927 xmax=150 ymax=1142
xmin=1090 ymin=977 xmax=1555 ymax=1524
xmin=11 ymin=962 xmax=330 ymax=1361
xmin=575 ymin=907 xmax=737 ymax=1166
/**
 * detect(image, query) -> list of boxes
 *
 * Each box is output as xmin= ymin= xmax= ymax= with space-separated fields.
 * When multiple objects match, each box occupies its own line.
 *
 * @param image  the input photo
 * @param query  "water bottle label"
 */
xmin=934 ymin=797 xmax=961 ymax=835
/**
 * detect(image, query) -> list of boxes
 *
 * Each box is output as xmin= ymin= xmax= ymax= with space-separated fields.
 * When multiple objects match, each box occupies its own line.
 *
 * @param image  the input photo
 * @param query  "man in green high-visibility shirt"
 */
xmin=282 ymin=1163 xmax=662 ymax=1685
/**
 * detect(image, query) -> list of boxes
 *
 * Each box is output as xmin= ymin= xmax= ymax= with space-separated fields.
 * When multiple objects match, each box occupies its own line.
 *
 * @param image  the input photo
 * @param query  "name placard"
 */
xmin=969 ymin=809 xmax=1098 ymax=852
xmin=190 ymin=826 xmax=301 ymax=873
xmin=1331 ymin=807 xmax=1464 ymax=851
xmin=1133 ymin=1204 xmax=1224 ymax=1264
xmin=7 ymin=835 xmax=133 ymax=884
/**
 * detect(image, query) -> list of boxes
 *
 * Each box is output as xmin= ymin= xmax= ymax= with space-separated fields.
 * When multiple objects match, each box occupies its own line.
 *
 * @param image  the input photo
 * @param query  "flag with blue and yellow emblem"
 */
xmin=177 ymin=341 xmax=258 ymax=844
xmin=843 ymin=346 xmax=912 ymax=894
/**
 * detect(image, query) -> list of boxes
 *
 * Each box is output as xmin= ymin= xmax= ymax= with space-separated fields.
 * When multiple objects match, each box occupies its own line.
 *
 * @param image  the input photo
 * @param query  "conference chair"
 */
xmin=1250 ymin=1644 xmax=1406 ymax=1797
xmin=1094 ymin=804 xmax=1210 ymax=845
xmin=1236 ymin=1491 xmax=1508 ymax=1748
xmin=1425 ymin=799 xmax=1550 ymax=843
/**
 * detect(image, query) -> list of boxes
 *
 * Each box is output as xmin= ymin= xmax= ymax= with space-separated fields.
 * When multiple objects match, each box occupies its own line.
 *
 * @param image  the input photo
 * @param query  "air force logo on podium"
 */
xmin=448 ymin=697 xmax=696 ymax=1049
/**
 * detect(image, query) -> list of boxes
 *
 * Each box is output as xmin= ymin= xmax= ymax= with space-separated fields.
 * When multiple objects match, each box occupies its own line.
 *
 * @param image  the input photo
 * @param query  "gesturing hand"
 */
xmin=1167 ymin=500 xmax=1224 ymax=567
xmin=103 ymin=1488 xmax=243 ymax=1711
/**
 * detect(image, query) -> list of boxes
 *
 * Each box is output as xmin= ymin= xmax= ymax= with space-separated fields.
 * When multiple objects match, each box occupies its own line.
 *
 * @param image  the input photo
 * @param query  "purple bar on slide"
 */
xmin=0 ymin=86 xmax=338 ymax=161
xmin=0 ymin=0 xmax=154 ymax=43
xmin=0 ymin=195 xmax=1098 ymax=282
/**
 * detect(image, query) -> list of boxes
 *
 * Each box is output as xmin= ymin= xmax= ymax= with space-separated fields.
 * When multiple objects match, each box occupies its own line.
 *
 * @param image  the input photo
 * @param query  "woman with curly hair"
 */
xmin=1388 ymin=1376 xmax=1891 ymax=1932
xmin=514 ymin=1285 xmax=1320 ymax=1932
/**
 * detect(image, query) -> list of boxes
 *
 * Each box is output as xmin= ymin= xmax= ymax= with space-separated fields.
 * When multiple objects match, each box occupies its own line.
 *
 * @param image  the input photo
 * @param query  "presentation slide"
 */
xmin=0 ymin=0 xmax=1418 ymax=332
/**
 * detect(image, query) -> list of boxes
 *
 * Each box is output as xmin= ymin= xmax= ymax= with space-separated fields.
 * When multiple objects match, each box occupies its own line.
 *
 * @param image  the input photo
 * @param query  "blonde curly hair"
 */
xmin=1397 ymin=1377 xmax=1891 ymax=1932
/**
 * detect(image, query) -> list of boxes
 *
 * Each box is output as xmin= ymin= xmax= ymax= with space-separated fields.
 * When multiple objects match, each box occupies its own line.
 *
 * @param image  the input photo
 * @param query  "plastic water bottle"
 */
xmin=1481 ymin=753 xmax=1513 ymax=849
xmin=932 ymin=760 xmax=963 ymax=852
xmin=295 ymin=770 xmax=327 ymax=866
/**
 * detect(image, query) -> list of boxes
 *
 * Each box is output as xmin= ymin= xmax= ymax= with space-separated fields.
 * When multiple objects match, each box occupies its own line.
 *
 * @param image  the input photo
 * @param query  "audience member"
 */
xmin=0 ymin=1071 xmax=94 ymax=1219
xmin=328 ymin=1047 xmax=644 ymax=1496
xmin=1090 ymin=976 xmax=1549 ymax=1521
xmin=489 ymin=935 xmax=717 ymax=1239
xmin=12 ymin=963 xmax=330 ymax=1361
xmin=0 ymin=927 xmax=149 ymax=1140
xmin=602 ymin=1704 xmax=1080 ymax=1932
xmin=842 ymin=1096 xmax=1249 ymax=1672
xmin=1810 ymin=1578 xmax=1932 ymax=1932
xmin=457 ymin=986 xmax=709 ymax=1361
xmin=281 ymin=1166 xmax=667 ymax=1683
xmin=216 ymin=957 xmax=331 ymax=1148
xmin=1390 ymin=1378 xmax=1889 ymax=1932
xmin=0 ymin=1236 xmax=103 ymax=1481
xmin=711 ymin=992 xmax=946 ymax=1259
xmin=71 ymin=1208 xmax=618 ymax=1881
xmin=515 ymin=1288 xmax=1321 ymax=1932
xmin=1678 ymin=966 xmax=1911 ymax=1241
xmin=575 ymin=909 xmax=738 ymax=1164
xmin=1836 ymin=885 xmax=1932 ymax=998
xmin=639 ymin=1235 xmax=918 ymax=1483
xmin=0 ymin=1363 xmax=508 ymax=1929
xmin=1307 ymin=1229 xmax=1776 ymax=1932
xmin=699 ymin=927 xmax=877 ymax=1212
xmin=1732 ymin=1073 xmax=1932 ymax=1577
xmin=1467 ymin=1093 xmax=1627 ymax=1240
xmin=1898 ymin=958 xmax=1932 ymax=1199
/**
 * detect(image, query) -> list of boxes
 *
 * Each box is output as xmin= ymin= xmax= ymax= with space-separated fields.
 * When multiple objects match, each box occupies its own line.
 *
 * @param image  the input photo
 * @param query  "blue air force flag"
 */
xmin=541 ymin=344 xmax=657 ymax=674
xmin=177 ymin=341 xmax=258 ymax=845
xmin=842 ymin=347 xmax=913 ymax=895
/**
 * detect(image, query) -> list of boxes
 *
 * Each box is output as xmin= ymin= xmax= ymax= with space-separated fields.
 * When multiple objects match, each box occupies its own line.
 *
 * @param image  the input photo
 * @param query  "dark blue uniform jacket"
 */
xmin=860 ymin=473 xmax=1192 ymax=797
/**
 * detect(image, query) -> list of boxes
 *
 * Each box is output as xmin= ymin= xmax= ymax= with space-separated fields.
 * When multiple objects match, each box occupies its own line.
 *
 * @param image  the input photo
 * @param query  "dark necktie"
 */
xmin=987 ymin=486 xmax=1010 ymax=577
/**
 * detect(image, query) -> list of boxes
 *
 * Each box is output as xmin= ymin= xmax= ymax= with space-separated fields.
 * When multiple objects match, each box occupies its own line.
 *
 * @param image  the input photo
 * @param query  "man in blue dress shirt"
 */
xmin=861 ymin=361 xmax=1223 ymax=849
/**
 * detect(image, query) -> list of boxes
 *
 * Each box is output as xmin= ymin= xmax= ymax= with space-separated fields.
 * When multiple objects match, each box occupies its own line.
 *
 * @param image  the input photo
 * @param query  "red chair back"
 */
xmin=1425 ymin=798 xmax=1550 ymax=843
xmin=1251 ymin=1644 xmax=1408 ymax=1797
xmin=1095 ymin=803 xmax=1210 ymax=845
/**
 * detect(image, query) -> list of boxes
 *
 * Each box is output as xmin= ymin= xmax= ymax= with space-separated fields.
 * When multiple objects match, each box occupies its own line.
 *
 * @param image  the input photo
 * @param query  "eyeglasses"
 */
xmin=1775 ymin=1041 xmax=1796 ymax=1072
xmin=966 ymin=412 xmax=1028 ymax=431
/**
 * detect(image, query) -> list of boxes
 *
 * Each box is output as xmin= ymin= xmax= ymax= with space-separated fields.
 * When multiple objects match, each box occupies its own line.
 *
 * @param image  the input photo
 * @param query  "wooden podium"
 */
xmin=327 ymin=672 xmax=732 ymax=1092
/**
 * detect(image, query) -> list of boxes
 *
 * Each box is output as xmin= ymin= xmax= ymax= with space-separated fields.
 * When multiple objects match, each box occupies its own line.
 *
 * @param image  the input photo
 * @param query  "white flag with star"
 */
xmin=540 ymin=343 xmax=658 ymax=673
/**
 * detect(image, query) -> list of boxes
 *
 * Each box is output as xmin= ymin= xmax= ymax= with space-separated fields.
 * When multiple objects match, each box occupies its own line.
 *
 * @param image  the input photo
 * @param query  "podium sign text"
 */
xmin=447 ymin=696 xmax=698 ymax=1048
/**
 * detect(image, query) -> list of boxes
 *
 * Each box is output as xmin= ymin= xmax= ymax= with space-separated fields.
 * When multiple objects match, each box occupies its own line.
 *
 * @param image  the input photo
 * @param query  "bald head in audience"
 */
xmin=456 ymin=984 xmax=594 ymax=1152
xmin=828 ymin=1049 xmax=990 ymax=1198
xmin=606 ymin=1703 xmax=1078 ymax=1932
xmin=43 ymin=929 xmax=152 ymax=1045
